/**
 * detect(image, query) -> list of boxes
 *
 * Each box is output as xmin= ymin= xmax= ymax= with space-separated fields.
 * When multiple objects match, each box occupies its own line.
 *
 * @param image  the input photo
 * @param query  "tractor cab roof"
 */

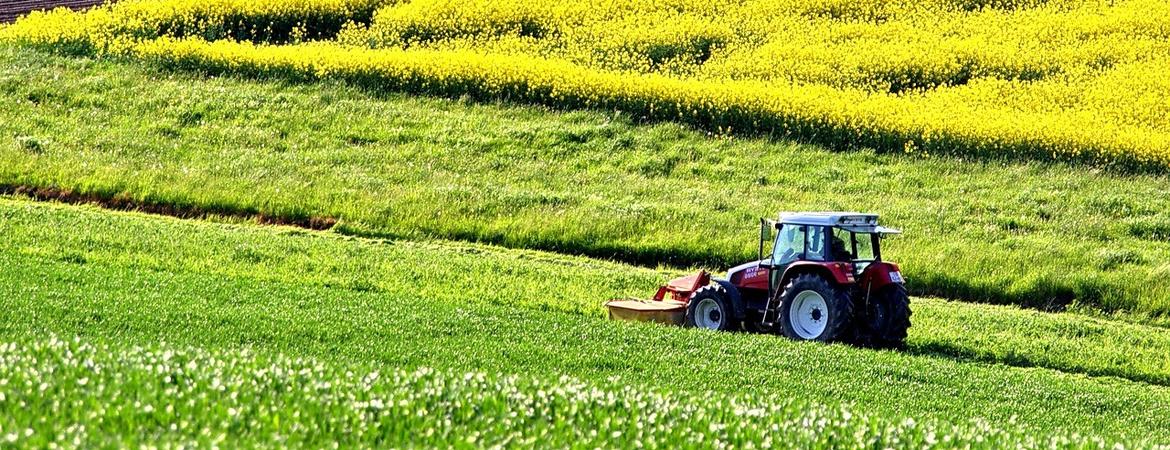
xmin=773 ymin=212 xmax=901 ymax=234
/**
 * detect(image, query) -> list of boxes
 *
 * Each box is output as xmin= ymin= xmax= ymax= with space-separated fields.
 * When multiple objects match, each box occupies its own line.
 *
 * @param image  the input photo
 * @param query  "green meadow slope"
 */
xmin=3 ymin=198 xmax=1170 ymax=446
xmin=1 ymin=46 xmax=1169 ymax=320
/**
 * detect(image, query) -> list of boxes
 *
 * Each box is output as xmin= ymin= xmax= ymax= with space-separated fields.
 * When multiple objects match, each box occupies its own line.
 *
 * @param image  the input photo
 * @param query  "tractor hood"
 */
xmin=727 ymin=259 xmax=770 ymax=290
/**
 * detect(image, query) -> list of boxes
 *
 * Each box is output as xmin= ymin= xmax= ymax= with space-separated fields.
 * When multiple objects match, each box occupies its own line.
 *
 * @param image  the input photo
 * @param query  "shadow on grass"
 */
xmin=901 ymin=339 xmax=1170 ymax=388
xmin=0 ymin=184 xmax=337 ymax=230
xmin=1 ymin=181 xmax=1154 ymax=325
xmin=343 ymin=223 xmax=1125 ymax=318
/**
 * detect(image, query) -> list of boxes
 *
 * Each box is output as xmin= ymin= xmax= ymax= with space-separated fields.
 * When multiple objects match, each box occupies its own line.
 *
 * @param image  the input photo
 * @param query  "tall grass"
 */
xmin=4 ymin=335 xmax=1157 ymax=448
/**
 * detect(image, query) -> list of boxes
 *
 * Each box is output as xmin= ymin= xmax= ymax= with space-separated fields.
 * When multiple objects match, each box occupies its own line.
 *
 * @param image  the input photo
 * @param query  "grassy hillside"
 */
xmin=4 ymin=2 xmax=1169 ymax=446
xmin=4 ymin=197 xmax=1170 ymax=444
xmin=1 ymin=46 xmax=1169 ymax=319
xmin=6 ymin=197 xmax=1170 ymax=388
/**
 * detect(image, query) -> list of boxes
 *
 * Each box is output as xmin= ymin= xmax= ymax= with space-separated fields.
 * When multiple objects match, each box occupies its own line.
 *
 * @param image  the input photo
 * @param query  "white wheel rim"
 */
xmin=695 ymin=298 xmax=723 ymax=329
xmin=789 ymin=290 xmax=828 ymax=339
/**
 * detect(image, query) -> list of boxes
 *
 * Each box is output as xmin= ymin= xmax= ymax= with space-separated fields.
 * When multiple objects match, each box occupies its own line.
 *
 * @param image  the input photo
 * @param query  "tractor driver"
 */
xmin=831 ymin=234 xmax=852 ymax=260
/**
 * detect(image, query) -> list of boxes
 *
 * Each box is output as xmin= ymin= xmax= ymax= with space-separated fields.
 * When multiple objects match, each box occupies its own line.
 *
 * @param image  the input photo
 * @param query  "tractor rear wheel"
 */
xmin=685 ymin=286 xmax=736 ymax=331
xmin=855 ymin=283 xmax=912 ymax=349
xmin=778 ymin=273 xmax=853 ymax=342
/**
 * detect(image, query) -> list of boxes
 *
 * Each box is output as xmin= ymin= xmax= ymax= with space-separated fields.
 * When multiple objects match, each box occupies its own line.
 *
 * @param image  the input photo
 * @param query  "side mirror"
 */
xmin=758 ymin=218 xmax=769 ymax=265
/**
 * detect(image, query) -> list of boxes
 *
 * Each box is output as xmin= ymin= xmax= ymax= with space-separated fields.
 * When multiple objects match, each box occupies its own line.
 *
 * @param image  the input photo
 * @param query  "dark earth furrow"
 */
xmin=0 ymin=0 xmax=109 ymax=23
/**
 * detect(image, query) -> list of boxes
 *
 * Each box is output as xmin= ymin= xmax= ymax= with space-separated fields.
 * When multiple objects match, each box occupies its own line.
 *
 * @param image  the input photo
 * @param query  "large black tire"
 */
xmin=855 ymin=283 xmax=912 ymax=349
xmin=778 ymin=273 xmax=853 ymax=342
xmin=685 ymin=285 xmax=737 ymax=331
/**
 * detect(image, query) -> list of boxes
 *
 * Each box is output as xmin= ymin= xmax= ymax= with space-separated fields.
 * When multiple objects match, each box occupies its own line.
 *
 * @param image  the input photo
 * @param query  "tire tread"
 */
xmin=855 ymin=283 xmax=912 ymax=349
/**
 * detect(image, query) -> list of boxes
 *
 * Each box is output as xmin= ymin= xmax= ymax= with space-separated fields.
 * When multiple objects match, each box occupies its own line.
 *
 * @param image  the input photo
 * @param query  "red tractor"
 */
xmin=606 ymin=212 xmax=911 ymax=347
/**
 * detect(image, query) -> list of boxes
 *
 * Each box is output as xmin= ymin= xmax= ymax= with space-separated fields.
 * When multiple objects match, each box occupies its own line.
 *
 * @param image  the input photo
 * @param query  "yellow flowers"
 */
xmin=4 ymin=0 xmax=1170 ymax=169
xmin=0 ymin=0 xmax=388 ymax=52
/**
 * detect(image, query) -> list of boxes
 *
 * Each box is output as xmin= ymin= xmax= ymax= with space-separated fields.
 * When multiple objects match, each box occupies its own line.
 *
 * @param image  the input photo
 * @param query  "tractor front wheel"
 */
xmin=685 ymin=286 xmax=736 ymax=331
xmin=779 ymin=273 xmax=853 ymax=342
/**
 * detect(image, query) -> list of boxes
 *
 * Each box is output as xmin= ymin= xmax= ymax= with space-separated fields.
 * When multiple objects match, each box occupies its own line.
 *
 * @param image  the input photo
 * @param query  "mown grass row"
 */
xmin=1 ymin=46 xmax=1168 ymax=319
xmin=3 ymin=198 xmax=1170 ymax=442
xmin=3 ymin=336 xmax=1155 ymax=449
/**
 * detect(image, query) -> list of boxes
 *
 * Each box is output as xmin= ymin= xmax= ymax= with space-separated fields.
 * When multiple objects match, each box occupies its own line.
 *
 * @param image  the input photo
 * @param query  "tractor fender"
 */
xmin=712 ymin=278 xmax=746 ymax=320
xmin=860 ymin=262 xmax=904 ymax=291
xmin=779 ymin=261 xmax=853 ymax=289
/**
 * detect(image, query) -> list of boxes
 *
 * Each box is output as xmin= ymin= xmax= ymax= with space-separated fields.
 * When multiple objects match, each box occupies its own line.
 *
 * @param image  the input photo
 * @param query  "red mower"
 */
xmin=606 ymin=212 xmax=911 ymax=347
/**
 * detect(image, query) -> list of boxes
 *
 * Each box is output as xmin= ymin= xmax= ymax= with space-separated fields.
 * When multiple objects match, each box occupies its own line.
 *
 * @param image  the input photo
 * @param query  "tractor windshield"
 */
xmin=772 ymin=224 xmax=806 ymax=266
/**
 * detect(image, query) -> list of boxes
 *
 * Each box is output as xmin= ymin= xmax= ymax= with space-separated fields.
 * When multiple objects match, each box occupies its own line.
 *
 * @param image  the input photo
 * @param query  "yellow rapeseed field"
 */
xmin=4 ymin=0 xmax=1169 ymax=169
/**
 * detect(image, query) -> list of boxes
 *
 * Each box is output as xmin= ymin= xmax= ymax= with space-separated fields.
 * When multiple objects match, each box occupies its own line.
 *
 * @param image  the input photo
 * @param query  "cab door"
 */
xmin=769 ymin=224 xmax=807 ymax=291
xmin=768 ymin=224 xmax=833 ymax=291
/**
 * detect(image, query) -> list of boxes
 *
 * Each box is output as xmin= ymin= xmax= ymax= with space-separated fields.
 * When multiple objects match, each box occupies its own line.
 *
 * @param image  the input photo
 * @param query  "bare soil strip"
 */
xmin=0 ymin=0 xmax=109 ymax=23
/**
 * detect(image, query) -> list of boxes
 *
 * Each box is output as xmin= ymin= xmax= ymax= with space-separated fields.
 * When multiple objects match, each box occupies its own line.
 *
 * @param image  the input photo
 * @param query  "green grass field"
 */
xmin=2 ymin=46 xmax=1169 ymax=320
xmin=3 ymin=198 xmax=1170 ymax=447
xmin=2 ymin=336 xmax=1151 ymax=449
xmin=6 ymin=197 xmax=1170 ymax=389
xmin=4 ymin=6 xmax=1170 ymax=444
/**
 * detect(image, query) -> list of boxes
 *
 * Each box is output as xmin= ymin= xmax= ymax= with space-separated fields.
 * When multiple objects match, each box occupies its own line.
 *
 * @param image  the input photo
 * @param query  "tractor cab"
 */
xmin=761 ymin=212 xmax=902 ymax=283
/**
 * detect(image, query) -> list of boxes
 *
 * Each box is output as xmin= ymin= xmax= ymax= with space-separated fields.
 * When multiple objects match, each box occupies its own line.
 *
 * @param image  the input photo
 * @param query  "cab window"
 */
xmin=832 ymin=228 xmax=854 ymax=260
xmin=772 ymin=224 xmax=806 ymax=266
xmin=832 ymin=228 xmax=877 ymax=261
xmin=805 ymin=226 xmax=828 ymax=261
xmin=855 ymin=232 xmax=876 ymax=260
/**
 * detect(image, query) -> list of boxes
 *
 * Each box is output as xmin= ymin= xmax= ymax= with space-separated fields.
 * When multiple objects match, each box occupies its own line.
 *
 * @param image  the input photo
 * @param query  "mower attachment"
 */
xmin=605 ymin=271 xmax=710 ymax=326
